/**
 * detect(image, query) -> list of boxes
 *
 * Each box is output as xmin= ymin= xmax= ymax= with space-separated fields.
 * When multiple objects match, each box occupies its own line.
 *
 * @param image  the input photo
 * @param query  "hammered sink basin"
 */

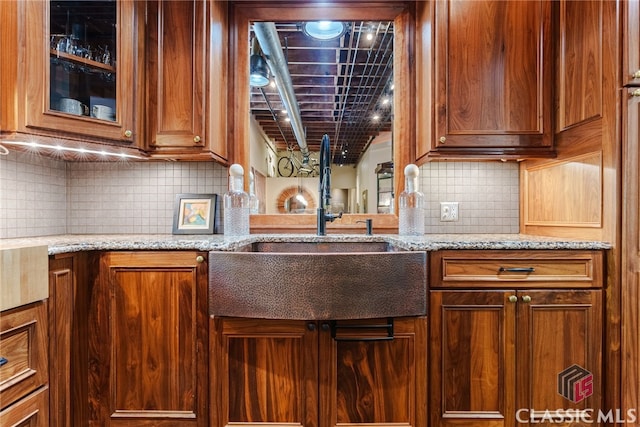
xmin=209 ymin=240 xmax=427 ymax=320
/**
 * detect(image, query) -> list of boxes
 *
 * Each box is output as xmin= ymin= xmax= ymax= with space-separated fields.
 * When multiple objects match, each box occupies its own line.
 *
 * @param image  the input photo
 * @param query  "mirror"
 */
xmin=230 ymin=2 xmax=415 ymax=232
xmin=249 ymin=19 xmax=394 ymax=216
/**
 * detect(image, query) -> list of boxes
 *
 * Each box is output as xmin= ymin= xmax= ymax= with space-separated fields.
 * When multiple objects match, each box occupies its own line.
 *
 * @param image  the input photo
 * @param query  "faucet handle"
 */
xmin=327 ymin=211 xmax=343 ymax=222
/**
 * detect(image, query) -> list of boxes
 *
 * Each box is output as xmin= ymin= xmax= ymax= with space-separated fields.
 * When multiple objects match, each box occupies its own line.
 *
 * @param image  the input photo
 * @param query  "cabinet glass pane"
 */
xmin=49 ymin=1 xmax=117 ymax=121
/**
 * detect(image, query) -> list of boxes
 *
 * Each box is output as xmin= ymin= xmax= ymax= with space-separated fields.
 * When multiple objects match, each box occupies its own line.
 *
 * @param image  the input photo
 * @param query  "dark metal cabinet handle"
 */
xmin=0 ymin=357 xmax=7 ymax=367
xmin=334 ymin=336 xmax=394 ymax=342
xmin=499 ymin=267 xmax=535 ymax=273
xmin=330 ymin=318 xmax=394 ymax=341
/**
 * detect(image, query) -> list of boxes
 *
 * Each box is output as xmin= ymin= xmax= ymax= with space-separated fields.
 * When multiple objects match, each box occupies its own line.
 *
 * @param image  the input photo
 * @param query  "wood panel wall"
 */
xmin=521 ymin=0 xmax=619 ymax=241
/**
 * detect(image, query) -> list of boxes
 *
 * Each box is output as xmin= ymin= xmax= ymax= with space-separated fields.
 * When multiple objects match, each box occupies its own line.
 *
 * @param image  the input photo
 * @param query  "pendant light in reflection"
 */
xmin=249 ymin=38 xmax=270 ymax=87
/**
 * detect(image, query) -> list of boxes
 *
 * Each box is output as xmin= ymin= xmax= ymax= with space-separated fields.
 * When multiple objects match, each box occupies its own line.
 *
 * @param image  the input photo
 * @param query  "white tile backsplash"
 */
xmin=66 ymin=161 xmax=228 ymax=234
xmin=0 ymin=152 xmax=67 ymax=238
xmin=1 ymin=152 xmax=519 ymax=238
xmin=420 ymin=161 xmax=520 ymax=233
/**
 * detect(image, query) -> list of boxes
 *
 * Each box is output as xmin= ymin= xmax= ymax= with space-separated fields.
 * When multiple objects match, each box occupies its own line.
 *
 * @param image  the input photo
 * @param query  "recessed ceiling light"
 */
xmin=302 ymin=21 xmax=347 ymax=41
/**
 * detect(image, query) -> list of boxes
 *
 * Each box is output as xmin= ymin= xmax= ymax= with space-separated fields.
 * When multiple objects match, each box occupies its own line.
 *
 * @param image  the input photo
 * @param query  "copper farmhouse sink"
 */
xmin=209 ymin=240 xmax=427 ymax=320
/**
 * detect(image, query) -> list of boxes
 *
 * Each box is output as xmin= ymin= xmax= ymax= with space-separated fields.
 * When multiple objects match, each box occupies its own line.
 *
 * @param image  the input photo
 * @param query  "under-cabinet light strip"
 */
xmin=0 ymin=140 xmax=146 ymax=160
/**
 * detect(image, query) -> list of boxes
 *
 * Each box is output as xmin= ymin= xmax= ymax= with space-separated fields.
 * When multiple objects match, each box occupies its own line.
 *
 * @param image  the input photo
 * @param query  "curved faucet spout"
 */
xmin=317 ymin=134 xmax=342 ymax=235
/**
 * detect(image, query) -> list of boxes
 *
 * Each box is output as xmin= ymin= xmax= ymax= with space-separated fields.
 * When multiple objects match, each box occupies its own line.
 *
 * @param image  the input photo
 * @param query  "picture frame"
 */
xmin=172 ymin=193 xmax=217 ymax=234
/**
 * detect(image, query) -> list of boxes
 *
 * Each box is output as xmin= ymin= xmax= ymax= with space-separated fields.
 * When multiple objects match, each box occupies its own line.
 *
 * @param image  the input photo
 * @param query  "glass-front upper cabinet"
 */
xmin=20 ymin=0 xmax=142 ymax=145
xmin=49 ymin=1 xmax=117 ymax=120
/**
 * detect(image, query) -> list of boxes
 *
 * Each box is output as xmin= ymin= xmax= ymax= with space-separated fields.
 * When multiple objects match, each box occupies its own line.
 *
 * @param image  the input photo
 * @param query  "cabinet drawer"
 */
xmin=0 ymin=301 xmax=48 ymax=410
xmin=0 ymin=385 xmax=49 ymax=426
xmin=430 ymin=250 xmax=604 ymax=288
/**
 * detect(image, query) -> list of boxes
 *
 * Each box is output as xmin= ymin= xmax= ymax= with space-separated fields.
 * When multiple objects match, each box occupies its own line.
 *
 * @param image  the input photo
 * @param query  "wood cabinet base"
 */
xmin=88 ymin=252 xmax=209 ymax=427
xmin=211 ymin=317 xmax=427 ymax=427
xmin=430 ymin=289 xmax=602 ymax=427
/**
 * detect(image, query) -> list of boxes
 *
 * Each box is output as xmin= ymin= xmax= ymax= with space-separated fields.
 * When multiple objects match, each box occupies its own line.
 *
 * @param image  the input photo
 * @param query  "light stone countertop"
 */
xmin=0 ymin=233 xmax=611 ymax=255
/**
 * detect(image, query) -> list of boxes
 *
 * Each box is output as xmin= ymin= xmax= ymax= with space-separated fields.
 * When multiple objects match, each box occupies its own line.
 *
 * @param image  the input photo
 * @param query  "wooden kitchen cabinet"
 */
xmin=621 ymin=65 xmax=640 ymax=421
xmin=430 ymin=289 xmax=602 ymax=427
xmin=417 ymin=0 xmax=553 ymax=160
xmin=429 ymin=250 xmax=604 ymax=427
xmin=0 ymin=0 xmax=145 ymax=151
xmin=89 ymin=251 xmax=209 ymax=427
xmin=211 ymin=316 xmax=427 ymax=427
xmin=1 ymin=0 xmax=229 ymax=160
xmin=145 ymin=0 xmax=228 ymax=162
xmin=520 ymin=0 xmax=619 ymax=235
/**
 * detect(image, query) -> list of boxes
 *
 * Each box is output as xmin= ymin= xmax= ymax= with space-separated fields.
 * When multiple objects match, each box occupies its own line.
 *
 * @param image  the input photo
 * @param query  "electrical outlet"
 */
xmin=440 ymin=202 xmax=459 ymax=222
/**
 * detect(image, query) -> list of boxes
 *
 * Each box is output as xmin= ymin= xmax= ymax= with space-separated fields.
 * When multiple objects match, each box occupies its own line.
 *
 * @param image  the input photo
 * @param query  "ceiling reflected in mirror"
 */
xmin=249 ymin=20 xmax=394 ymax=166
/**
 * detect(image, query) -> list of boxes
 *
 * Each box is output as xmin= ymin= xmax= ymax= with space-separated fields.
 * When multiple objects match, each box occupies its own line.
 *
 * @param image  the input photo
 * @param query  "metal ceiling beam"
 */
xmin=253 ymin=22 xmax=309 ymax=159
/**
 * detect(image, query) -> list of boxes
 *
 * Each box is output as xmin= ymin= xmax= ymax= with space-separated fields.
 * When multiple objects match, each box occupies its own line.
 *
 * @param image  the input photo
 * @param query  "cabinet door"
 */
xmin=211 ymin=318 xmax=319 ymax=427
xmin=90 ymin=252 xmax=208 ymax=427
xmin=145 ymin=0 xmax=228 ymax=161
xmin=431 ymin=0 xmax=552 ymax=157
xmin=517 ymin=290 xmax=602 ymax=421
xmin=321 ymin=317 xmax=427 ymax=427
xmin=21 ymin=0 xmax=141 ymax=145
xmin=555 ymin=0 xmax=610 ymax=132
xmin=146 ymin=0 xmax=205 ymax=155
xmin=429 ymin=291 xmax=516 ymax=427
xmin=624 ymin=0 xmax=640 ymax=86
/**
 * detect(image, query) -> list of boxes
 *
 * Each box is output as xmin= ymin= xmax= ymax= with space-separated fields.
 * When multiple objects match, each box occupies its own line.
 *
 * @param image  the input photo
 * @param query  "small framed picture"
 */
xmin=172 ymin=193 xmax=217 ymax=234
